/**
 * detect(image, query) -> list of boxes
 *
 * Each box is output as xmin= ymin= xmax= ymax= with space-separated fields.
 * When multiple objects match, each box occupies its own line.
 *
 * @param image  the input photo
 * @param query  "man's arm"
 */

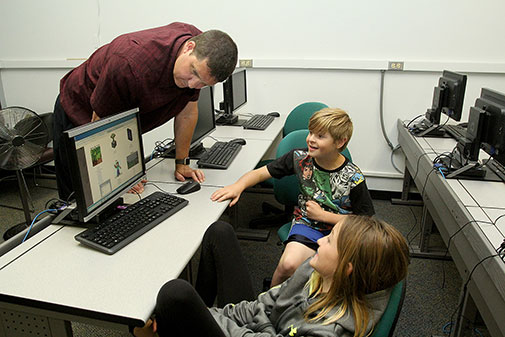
xmin=174 ymin=101 xmax=205 ymax=182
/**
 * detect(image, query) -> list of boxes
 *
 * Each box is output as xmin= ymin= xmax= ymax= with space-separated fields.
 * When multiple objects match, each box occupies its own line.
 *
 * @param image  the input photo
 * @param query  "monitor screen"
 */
xmin=64 ymin=108 xmax=145 ymax=222
xmin=426 ymin=70 xmax=467 ymax=124
xmin=191 ymin=86 xmax=216 ymax=150
xmin=162 ymin=86 xmax=215 ymax=159
xmin=230 ymin=68 xmax=247 ymax=112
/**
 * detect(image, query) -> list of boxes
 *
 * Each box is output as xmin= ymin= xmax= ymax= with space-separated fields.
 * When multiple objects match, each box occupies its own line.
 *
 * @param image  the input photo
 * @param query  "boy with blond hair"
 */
xmin=211 ymin=108 xmax=374 ymax=286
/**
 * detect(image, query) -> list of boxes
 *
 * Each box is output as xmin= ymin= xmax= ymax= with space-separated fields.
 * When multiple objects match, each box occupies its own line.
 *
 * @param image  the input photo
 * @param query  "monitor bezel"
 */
xmin=475 ymin=88 xmax=505 ymax=163
xmin=64 ymin=108 xmax=146 ymax=223
xmin=189 ymin=86 xmax=216 ymax=151
xmin=223 ymin=68 xmax=247 ymax=116
xmin=439 ymin=70 xmax=467 ymax=122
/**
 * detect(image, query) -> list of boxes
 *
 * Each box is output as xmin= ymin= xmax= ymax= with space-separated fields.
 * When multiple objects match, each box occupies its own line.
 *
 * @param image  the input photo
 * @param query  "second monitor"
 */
xmin=216 ymin=68 xmax=247 ymax=126
xmin=162 ymin=85 xmax=216 ymax=159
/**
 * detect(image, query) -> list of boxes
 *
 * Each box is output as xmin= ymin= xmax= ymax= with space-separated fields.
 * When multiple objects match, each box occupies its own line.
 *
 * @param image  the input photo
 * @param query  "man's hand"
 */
xmin=175 ymin=164 xmax=205 ymax=183
xmin=127 ymin=179 xmax=148 ymax=194
xmin=210 ymin=184 xmax=243 ymax=207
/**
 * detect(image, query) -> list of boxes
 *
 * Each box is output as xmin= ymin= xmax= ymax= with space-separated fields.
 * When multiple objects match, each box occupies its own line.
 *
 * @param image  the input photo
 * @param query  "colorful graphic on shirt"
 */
xmin=291 ymin=149 xmax=365 ymax=231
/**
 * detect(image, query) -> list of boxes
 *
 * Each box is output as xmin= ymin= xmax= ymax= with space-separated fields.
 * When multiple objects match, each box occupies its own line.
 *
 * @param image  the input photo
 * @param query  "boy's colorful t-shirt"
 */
xmin=267 ymin=149 xmax=374 ymax=231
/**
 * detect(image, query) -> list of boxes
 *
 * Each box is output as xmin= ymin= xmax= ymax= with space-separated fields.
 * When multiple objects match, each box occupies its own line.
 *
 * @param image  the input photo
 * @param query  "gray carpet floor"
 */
xmin=0 ymin=173 xmax=490 ymax=336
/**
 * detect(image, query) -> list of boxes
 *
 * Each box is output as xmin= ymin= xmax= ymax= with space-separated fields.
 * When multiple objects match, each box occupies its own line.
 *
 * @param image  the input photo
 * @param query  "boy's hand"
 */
xmin=211 ymin=184 xmax=243 ymax=206
xmin=306 ymin=200 xmax=325 ymax=222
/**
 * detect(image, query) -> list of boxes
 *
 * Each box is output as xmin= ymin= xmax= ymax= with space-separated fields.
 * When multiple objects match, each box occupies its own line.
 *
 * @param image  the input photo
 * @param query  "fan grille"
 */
xmin=0 ymin=107 xmax=48 ymax=170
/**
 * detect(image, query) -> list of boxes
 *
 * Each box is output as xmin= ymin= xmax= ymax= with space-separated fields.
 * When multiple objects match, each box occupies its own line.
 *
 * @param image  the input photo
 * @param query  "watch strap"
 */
xmin=175 ymin=157 xmax=190 ymax=165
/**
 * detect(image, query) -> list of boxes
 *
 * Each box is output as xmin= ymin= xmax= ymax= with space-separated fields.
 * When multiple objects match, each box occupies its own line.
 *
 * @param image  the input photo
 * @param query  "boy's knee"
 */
xmin=278 ymin=258 xmax=300 ymax=276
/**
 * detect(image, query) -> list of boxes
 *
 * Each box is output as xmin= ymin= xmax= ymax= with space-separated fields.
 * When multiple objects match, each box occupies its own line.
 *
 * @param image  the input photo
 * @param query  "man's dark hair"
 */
xmin=190 ymin=30 xmax=238 ymax=82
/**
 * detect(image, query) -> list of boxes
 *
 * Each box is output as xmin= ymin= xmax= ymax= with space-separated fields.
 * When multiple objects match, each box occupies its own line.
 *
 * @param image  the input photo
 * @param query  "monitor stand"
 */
xmin=411 ymin=119 xmax=447 ymax=138
xmin=161 ymin=142 xmax=208 ymax=160
xmin=440 ymin=157 xmax=501 ymax=181
xmin=215 ymin=114 xmax=244 ymax=127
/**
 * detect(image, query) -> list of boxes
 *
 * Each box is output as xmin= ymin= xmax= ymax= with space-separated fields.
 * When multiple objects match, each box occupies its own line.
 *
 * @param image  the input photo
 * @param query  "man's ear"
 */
xmin=346 ymin=262 xmax=353 ymax=276
xmin=184 ymin=40 xmax=196 ymax=54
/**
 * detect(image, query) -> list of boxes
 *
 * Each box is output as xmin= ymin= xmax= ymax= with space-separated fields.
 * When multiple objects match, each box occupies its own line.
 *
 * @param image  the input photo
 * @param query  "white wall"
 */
xmin=2 ymin=0 xmax=505 ymax=191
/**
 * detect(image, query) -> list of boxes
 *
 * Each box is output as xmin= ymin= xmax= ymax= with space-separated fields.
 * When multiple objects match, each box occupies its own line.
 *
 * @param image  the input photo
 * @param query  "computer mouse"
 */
xmin=230 ymin=138 xmax=246 ymax=145
xmin=176 ymin=180 xmax=201 ymax=195
xmin=267 ymin=112 xmax=280 ymax=117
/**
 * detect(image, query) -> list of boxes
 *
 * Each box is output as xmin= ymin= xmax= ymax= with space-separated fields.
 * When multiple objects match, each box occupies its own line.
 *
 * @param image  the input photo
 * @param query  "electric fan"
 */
xmin=0 ymin=106 xmax=49 ymax=237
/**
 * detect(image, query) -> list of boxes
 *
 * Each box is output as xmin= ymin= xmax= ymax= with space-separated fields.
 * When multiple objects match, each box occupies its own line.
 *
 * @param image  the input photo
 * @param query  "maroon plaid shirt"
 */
xmin=60 ymin=22 xmax=201 ymax=133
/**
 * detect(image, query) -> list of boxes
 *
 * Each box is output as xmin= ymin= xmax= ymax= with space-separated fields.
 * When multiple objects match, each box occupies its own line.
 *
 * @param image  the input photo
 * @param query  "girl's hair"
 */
xmin=308 ymin=108 xmax=353 ymax=152
xmin=304 ymin=215 xmax=409 ymax=337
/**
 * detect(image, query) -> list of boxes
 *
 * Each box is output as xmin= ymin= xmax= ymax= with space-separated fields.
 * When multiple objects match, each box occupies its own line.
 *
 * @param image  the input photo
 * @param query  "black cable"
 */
xmin=449 ymin=254 xmax=500 ymax=335
xmin=411 ymin=152 xmax=438 ymax=183
xmin=407 ymin=168 xmax=437 ymax=249
xmin=406 ymin=206 xmax=419 ymax=254
xmin=132 ymin=189 xmax=142 ymax=200
xmin=144 ymin=182 xmax=170 ymax=194
xmin=406 ymin=114 xmax=424 ymax=129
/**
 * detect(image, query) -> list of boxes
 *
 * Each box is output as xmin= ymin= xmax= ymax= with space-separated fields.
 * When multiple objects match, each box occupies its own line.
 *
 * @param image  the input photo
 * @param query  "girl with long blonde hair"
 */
xmin=135 ymin=215 xmax=409 ymax=337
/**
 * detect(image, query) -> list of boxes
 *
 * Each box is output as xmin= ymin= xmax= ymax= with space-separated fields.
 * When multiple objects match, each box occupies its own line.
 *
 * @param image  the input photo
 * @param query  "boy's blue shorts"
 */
xmin=285 ymin=223 xmax=331 ymax=251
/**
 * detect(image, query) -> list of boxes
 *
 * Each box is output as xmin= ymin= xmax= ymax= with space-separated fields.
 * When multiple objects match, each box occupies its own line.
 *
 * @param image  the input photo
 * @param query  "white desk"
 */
xmin=0 ymin=116 xmax=285 ymax=336
xmin=397 ymin=119 xmax=505 ymax=337
xmin=147 ymin=137 xmax=277 ymax=187
xmin=0 ymin=185 xmax=228 ymax=335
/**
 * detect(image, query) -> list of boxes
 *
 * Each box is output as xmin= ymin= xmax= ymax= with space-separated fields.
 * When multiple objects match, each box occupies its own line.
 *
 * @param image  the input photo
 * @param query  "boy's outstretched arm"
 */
xmin=211 ymin=166 xmax=272 ymax=207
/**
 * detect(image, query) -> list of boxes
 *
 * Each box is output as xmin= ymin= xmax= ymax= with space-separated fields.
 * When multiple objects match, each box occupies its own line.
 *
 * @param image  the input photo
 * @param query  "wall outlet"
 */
xmin=239 ymin=59 xmax=253 ymax=68
xmin=388 ymin=61 xmax=404 ymax=71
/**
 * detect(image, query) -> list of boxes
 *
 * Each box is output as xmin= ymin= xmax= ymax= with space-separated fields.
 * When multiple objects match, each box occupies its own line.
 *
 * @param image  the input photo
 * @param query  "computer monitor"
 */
xmin=64 ymin=108 xmax=146 ymax=222
xmin=441 ymin=88 xmax=505 ymax=182
xmin=216 ymin=68 xmax=247 ymax=125
xmin=162 ymin=86 xmax=216 ymax=159
xmin=413 ymin=70 xmax=467 ymax=137
xmin=476 ymin=88 xmax=505 ymax=165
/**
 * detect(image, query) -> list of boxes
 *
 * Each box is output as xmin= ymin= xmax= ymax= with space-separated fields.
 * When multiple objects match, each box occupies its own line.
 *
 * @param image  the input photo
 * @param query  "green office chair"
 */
xmin=283 ymin=102 xmax=329 ymax=137
xmin=370 ymin=279 xmax=407 ymax=337
xmin=255 ymin=102 xmax=329 ymax=188
xmin=276 ymin=137 xmax=352 ymax=242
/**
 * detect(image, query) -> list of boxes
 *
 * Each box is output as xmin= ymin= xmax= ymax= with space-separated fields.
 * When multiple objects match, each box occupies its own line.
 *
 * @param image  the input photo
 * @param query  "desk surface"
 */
xmin=0 ymin=115 xmax=284 ymax=333
xmin=397 ymin=119 xmax=505 ymax=337
xmin=147 ymin=137 xmax=276 ymax=187
xmin=0 ymin=184 xmax=227 ymax=326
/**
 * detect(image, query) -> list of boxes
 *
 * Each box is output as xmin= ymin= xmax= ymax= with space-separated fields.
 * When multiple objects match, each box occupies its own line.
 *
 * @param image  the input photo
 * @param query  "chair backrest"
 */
xmin=283 ymin=102 xmax=328 ymax=137
xmin=273 ymin=129 xmax=353 ymax=207
xmin=370 ymin=279 xmax=407 ymax=337
xmin=273 ymin=130 xmax=310 ymax=206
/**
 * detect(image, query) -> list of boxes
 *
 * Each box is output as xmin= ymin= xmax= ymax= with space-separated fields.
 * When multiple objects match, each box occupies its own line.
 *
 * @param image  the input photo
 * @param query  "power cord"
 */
xmin=448 ymin=253 xmax=500 ymax=336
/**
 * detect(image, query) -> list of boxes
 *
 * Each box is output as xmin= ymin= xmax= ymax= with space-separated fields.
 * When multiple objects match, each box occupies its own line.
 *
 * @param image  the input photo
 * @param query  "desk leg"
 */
xmin=391 ymin=165 xmax=423 ymax=206
xmin=452 ymin=287 xmax=478 ymax=337
xmin=410 ymin=205 xmax=451 ymax=260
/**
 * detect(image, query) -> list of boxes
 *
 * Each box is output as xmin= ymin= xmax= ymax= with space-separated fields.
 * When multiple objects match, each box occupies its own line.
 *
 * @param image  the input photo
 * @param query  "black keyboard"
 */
xmin=444 ymin=124 xmax=467 ymax=141
xmin=75 ymin=191 xmax=188 ymax=254
xmin=197 ymin=141 xmax=242 ymax=169
xmin=242 ymin=114 xmax=274 ymax=130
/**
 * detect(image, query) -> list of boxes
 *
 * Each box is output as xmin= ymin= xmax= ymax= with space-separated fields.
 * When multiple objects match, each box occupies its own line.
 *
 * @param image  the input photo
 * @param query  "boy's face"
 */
xmin=306 ymin=130 xmax=346 ymax=161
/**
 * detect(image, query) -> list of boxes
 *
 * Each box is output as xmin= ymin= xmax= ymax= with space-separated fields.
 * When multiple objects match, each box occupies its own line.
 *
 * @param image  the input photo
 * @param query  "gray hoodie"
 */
xmin=209 ymin=260 xmax=391 ymax=337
